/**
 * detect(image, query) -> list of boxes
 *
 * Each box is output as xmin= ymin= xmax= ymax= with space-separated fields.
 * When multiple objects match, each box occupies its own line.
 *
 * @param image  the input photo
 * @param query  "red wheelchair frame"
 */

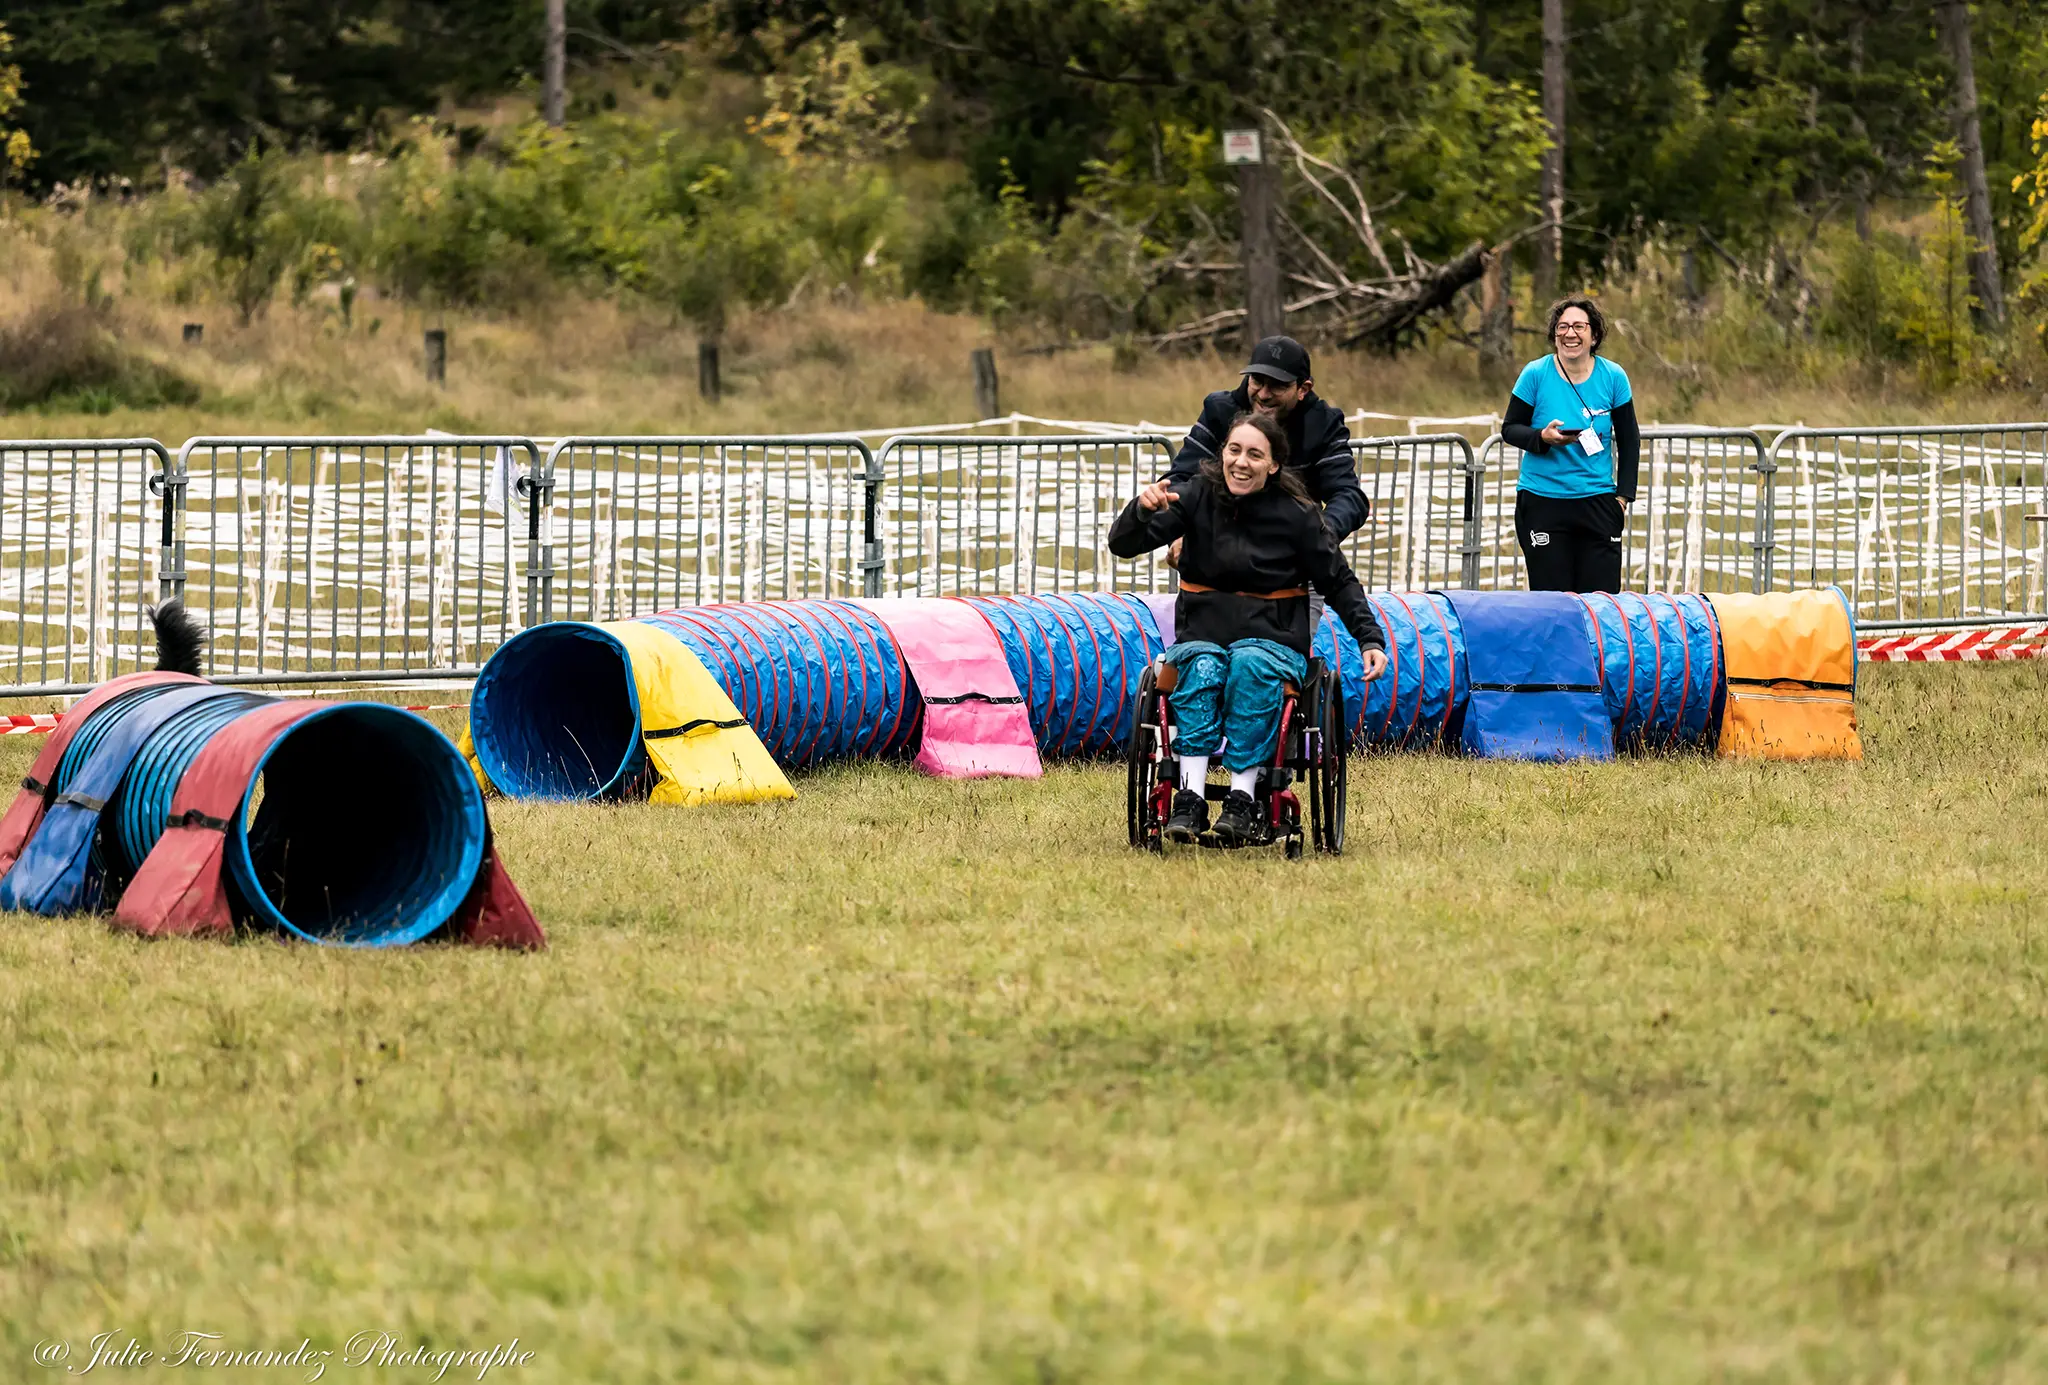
xmin=1125 ymin=655 xmax=1348 ymax=857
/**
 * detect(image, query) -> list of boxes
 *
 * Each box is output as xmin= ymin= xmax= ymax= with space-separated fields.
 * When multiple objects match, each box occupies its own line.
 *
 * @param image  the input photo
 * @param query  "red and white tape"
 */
xmin=0 ymin=703 xmax=470 ymax=735
xmin=1858 ymin=626 xmax=2048 ymax=662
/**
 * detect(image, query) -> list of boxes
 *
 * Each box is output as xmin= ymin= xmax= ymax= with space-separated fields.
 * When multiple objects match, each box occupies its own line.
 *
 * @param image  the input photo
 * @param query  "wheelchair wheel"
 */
xmin=1126 ymin=664 xmax=1166 ymax=852
xmin=1308 ymin=664 xmax=1348 ymax=855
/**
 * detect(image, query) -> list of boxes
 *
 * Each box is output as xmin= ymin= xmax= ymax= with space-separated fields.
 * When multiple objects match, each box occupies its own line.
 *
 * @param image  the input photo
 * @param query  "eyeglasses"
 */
xmin=1555 ymin=324 xmax=1590 ymax=337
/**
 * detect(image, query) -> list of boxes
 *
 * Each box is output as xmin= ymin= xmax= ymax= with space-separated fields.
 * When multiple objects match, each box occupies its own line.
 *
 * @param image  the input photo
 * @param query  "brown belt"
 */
xmin=1178 ymin=581 xmax=1308 ymax=599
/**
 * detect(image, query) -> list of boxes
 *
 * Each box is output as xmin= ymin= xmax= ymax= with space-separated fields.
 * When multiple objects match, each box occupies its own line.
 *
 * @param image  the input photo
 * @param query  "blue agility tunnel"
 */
xmin=645 ymin=603 xmax=913 ymax=767
xmin=469 ymin=622 xmax=648 ymax=799
xmin=470 ymin=595 xmax=1165 ymax=797
xmin=224 ymin=704 xmax=486 ymax=946
xmin=471 ymin=605 xmax=917 ymax=798
xmin=468 ymin=588 xmax=1767 ymax=795
xmin=1578 ymin=592 xmax=1724 ymax=750
xmin=1316 ymin=593 xmax=1467 ymax=750
xmin=0 ymin=690 xmax=485 ymax=945
xmin=963 ymin=592 xmax=1161 ymax=757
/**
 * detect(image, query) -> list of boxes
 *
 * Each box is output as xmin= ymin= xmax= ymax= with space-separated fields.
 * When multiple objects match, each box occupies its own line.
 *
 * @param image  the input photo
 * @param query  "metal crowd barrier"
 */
xmin=1476 ymin=428 xmax=1772 ymax=594
xmin=1347 ymin=434 xmax=1481 ymax=590
xmin=538 ymin=436 xmax=880 ymax=621
xmin=875 ymin=434 xmax=1177 ymax=596
xmin=1764 ymin=424 xmax=2048 ymax=629
xmin=171 ymin=436 xmax=542 ymax=683
xmin=0 ymin=439 xmax=172 ymax=695
xmin=9 ymin=421 xmax=2048 ymax=694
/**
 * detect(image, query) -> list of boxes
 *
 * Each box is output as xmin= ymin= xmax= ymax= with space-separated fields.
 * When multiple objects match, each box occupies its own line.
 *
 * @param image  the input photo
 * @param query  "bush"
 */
xmin=125 ymin=148 xmax=364 ymax=324
xmin=1819 ymin=224 xmax=1977 ymax=373
xmin=0 ymin=303 xmax=200 ymax=412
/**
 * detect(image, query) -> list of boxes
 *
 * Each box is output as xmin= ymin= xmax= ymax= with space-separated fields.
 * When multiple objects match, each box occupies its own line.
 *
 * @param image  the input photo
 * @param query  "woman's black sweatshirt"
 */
xmin=1108 ymin=476 xmax=1386 ymax=659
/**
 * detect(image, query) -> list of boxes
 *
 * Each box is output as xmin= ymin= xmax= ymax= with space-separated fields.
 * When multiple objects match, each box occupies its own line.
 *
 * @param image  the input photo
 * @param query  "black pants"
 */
xmin=1515 ymin=490 xmax=1624 ymax=594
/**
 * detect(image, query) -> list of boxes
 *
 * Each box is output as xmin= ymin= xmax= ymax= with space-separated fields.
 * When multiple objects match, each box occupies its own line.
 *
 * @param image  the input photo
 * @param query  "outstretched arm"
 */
xmin=1300 ymin=507 xmax=1389 ymax=678
xmin=1109 ymin=480 xmax=1193 ymax=558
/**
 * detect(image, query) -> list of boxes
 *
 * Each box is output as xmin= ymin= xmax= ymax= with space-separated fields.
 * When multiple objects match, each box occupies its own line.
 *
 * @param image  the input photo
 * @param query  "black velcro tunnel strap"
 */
xmin=922 ymin=692 xmax=1024 ymax=706
xmin=166 ymin=808 xmax=233 ymax=832
xmin=645 ymin=717 xmax=748 ymax=740
xmin=21 ymin=775 xmax=43 ymax=794
xmin=1469 ymin=682 xmax=1602 ymax=694
xmin=57 ymin=791 xmax=108 ymax=812
xmin=1727 ymin=676 xmax=1854 ymax=692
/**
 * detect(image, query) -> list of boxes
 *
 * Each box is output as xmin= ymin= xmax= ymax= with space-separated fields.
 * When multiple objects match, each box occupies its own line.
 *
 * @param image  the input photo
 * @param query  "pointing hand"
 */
xmin=1137 ymin=481 xmax=1178 ymax=512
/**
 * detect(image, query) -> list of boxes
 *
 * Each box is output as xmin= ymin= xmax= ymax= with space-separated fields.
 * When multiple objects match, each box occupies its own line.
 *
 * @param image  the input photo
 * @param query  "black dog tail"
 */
xmin=148 ymin=599 xmax=208 ymax=676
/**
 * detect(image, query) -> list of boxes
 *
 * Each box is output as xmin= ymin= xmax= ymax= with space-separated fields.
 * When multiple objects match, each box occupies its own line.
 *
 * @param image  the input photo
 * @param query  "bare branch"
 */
xmin=1261 ymin=107 xmax=1398 ymax=279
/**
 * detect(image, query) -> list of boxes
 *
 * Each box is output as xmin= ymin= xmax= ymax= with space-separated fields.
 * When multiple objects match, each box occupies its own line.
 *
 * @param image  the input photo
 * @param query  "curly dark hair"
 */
xmin=1199 ymin=411 xmax=1309 ymax=502
xmin=1544 ymin=295 xmax=1608 ymax=353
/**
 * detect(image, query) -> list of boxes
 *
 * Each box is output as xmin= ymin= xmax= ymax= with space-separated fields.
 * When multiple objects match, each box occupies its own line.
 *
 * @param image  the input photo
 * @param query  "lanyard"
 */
xmin=1553 ymin=354 xmax=1602 ymax=423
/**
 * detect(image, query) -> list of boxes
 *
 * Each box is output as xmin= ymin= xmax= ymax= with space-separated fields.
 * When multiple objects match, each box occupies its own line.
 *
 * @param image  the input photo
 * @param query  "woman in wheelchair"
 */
xmin=1110 ymin=412 xmax=1390 ymax=844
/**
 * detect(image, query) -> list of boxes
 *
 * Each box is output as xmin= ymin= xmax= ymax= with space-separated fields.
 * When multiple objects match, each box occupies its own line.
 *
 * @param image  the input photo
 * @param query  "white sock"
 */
xmin=1229 ymin=767 xmax=1259 ymax=797
xmin=1179 ymin=756 xmax=1209 ymax=792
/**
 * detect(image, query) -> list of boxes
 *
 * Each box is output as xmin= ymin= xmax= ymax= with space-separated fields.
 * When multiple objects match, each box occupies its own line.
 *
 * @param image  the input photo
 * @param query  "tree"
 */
xmin=0 ymin=22 xmax=34 ymax=192
xmin=1535 ymin=0 xmax=1564 ymax=300
xmin=2 ymin=1 xmax=702 ymax=188
xmin=1939 ymin=0 xmax=2005 ymax=325
xmin=1958 ymin=0 xmax=2048 ymax=271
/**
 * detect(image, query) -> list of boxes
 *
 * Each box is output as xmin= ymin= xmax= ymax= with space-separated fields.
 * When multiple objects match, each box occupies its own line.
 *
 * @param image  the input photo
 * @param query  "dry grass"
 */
xmin=3 ymin=213 xmax=2045 ymax=447
xmin=2 ymin=662 xmax=2047 ymax=1381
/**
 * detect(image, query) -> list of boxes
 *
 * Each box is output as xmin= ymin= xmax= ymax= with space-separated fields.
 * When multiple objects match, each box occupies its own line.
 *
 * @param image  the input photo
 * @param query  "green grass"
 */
xmin=4 ymin=662 xmax=2048 ymax=1382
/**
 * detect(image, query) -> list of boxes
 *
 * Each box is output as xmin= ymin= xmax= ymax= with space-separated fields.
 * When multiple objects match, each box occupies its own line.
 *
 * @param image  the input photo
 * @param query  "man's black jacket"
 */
xmin=1108 ymin=476 xmax=1386 ymax=659
xmin=1167 ymin=384 xmax=1369 ymax=539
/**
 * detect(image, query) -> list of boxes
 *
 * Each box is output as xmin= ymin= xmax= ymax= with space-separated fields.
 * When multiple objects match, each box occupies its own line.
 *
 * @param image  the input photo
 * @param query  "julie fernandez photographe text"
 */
xmin=33 ymin=1330 xmax=535 ymax=1381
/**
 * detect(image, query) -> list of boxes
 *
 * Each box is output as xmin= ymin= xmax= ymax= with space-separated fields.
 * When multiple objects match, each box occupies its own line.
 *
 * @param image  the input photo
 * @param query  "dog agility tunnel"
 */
xmin=467 ymin=586 xmax=1815 ymax=802
xmin=0 ymin=684 xmax=490 ymax=946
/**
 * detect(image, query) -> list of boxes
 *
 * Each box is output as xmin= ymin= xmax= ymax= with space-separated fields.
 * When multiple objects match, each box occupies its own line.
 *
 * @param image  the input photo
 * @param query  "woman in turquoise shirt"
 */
xmin=1499 ymin=296 xmax=1641 ymax=593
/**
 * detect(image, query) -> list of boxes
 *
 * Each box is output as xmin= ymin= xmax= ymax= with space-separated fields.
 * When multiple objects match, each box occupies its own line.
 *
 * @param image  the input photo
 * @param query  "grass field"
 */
xmin=3 ymin=661 xmax=2047 ymax=1382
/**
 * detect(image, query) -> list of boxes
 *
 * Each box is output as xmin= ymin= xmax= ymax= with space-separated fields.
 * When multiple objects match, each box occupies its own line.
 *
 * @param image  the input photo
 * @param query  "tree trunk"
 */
xmin=1535 ymin=0 xmax=1567 ymax=303
xmin=1238 ymin=160 xmax=1284 ymax=342
xmin=1479 ymin=248 xmax=1515 ymax=384
xmin=543 ymin=0 xmax=568 ymax=128
xmin=1939 ymin=0 xmax=2004 ymax=327
xmin=1849 ymin=14 xmax=1872 ymax=243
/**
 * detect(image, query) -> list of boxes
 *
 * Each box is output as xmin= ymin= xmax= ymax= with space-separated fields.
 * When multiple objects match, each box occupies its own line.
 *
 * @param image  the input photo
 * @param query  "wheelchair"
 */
xmin=1126 ymin=655 xmax=1348 ymax=858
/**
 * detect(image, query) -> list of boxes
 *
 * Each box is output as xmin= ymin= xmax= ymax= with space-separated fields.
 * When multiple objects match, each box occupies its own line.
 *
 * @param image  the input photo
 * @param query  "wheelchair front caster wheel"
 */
xmin=1284 ymin=835 xmax=1304 ymax=860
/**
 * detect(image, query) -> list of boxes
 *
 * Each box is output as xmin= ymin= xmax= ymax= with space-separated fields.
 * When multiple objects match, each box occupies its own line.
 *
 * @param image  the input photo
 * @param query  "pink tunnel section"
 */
xmin=1138 ymin=593 xmax=1177 ymax=647
xmin=854 ymin=598 xmax=1044 ymax=780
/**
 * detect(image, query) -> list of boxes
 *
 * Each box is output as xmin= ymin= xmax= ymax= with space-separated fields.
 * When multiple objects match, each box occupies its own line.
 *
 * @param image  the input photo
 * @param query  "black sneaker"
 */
xmin=1163 ymin=789 xmax=1209 ymax=842
xmin=1211 ymin=789 xmax=1262 ymax=845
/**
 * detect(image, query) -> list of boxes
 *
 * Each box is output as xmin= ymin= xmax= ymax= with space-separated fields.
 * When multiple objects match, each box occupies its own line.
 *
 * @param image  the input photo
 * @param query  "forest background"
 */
xmin=5 ymin=0 xmax=2048 ymax=436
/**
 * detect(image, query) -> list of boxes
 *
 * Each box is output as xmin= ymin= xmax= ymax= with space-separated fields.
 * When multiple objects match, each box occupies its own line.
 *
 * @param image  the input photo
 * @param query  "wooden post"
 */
xmin=698 ymin=340 xmax=721 ymax=401
xmin=424 ymin=329 xmax=447 ymax=385
xmin=182 ymin=323 xmax=203 ymax=345
xmin=543 ymin=0 xmax=567 ymax=128
xmin=1535 ymin=0 xmax=1567 ymax=303
xmin=972 ymin=348 xmax=1000 ymax=419
xmin=1238 ymin=160 xmax=1284 ymax=343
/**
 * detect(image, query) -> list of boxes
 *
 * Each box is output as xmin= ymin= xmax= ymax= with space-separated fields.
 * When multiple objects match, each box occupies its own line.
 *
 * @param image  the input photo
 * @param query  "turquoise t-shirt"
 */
xmin=1511 ymin=355 xmax=1632 ymax=499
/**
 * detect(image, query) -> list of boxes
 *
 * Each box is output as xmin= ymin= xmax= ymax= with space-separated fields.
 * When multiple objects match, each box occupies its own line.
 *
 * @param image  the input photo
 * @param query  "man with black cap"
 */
xmin=1163 ymin=335 xmax=1368 ymax=540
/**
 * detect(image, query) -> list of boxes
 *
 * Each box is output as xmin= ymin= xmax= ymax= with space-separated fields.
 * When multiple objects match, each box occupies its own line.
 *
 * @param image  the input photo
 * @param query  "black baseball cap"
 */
xmin=1244 ymin=335 xmax=1311 ymax=384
